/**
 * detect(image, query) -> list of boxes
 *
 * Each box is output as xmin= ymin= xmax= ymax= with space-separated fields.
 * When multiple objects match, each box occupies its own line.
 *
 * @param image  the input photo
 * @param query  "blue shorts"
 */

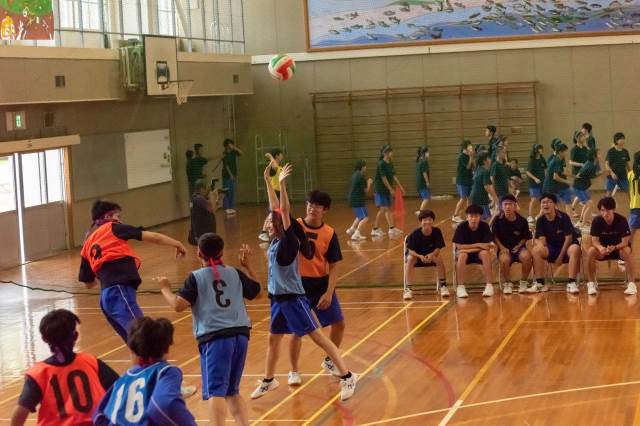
xmin=100 ymin=285 xmax=143 ymax=342
xmin=630 ymin=212 xmax=640 ymax=229
xmin=546 ymin=243 xmax=575 ymax=263
xmin=504 ymin=246 xmax=526 ymax=265
xmin=606 ymin=176 xmax=629 ymax=193
xmin=419 ymin=188 xmax=431 ymax=200
xmin=352 ymin=207 xmax=368 ymax=220
xmin=457 ymin=251 xmax=484 ymax=265
xmin=374 ymin=193 xmax=391 ymax=208
xmin=573 ymin=188 xmax=591 ymax=204
xmin=199 ymin=335 xmax=248 ymax=398
xmin=529 ymin=187 xmax=542 ymax=199
xmin=307 ymin=292 xmax=344 ymax=328
xmin=270 ymin=296 xmax=319 ymax=337
xmin=557 ymin=187 xmax=574 ymax=204
xmin=480 ymin=205 xmax=491 ymax=220
xmin=457 ymin=184 xmax=470 ymax=198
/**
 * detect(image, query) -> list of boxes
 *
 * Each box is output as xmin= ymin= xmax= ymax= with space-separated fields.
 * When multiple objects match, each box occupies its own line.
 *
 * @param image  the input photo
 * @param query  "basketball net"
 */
xmin=160 ymin=80 xmax=193 ymax=105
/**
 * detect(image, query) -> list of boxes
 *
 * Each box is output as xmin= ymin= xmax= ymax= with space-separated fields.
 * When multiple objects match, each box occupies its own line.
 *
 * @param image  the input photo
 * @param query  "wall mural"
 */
xmin=1 ymin=0 xmax=53 ymax=40
xmin=305 ymin=0 xmax=640 ymax=50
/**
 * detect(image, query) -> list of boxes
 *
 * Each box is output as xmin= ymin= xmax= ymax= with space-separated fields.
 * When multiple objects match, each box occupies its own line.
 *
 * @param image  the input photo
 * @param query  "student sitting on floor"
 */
xmin=585 ymin=197 xmax=637 ymax=296
xmin=404 ymin=209 xmax=448 ymax=300
xmin=452 ymin=204 xmax=496 ymax=298
xmin=11 ymin=309 xmax=119 ymax=426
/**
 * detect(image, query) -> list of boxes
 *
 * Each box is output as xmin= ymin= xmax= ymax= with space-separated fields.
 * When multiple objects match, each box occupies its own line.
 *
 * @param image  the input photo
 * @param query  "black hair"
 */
xmin=633 ymin=151 xmax=640 ymax=184
xmin=466 ymin=204 xmax=484 ymax=215
xmin=540 ymin=192 xmax=558 ymax=203
xmin=530 ymin=144 xmax=543 ymax=160
xmin=551 ymin=138 xmax=562 ymax=152
xmin=510 ymin=158 xmax=518 ymax=164
xmin=418 ymin=209 xmax=436 ymax=221
xmin=597 ymin=196 xmax=616 ymax=210
xmin=354 ymin=159 xmax=366 ymax=171
xmin=307 ymin=190 xmax=332 ymax=209
xmin=198 ymin=233 xmax=224 ymax=260
xmin=91 ymin=200 xmax=121 ymax=222
xmin=194 ymin=143 xmax=204 ymax=149
xmin=487 ymin=125 xmax=497 ymax=135
xmin=582 ymin=122 xmax=592 ymax=133
xmin=557 ymin=143 xmax=568 ymax=153
xmin=416 ymin=146 xmax=428 ymax=163
xmin=478 ymin=152 xmax=490 ymax=165
xmin=461 ymin=140 xmax=472 ymax=151
xmin=501 ymin=194 xmax=517 ymax=204
xmin=572 ymin=130 xmax=581 ymax=145
xmin=380 ymin=144 xmax=392 ymax=160
xmin=186 ymin=149 xmax=194 ymax=159
xmin=270 ymin=148 xmax=283 ymax=158
xmin=127 ymin=317 xmax=174 ymax=361
xmin=40 ymin=309 xmax=80 ymax=354
xmin=614 ymin=132 xmax=625 ymax=145
xmin=223 ymin=138 xmax=233 ymax=147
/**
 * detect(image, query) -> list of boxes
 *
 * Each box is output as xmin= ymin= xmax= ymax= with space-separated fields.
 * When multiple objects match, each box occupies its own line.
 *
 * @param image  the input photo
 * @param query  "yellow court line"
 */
xmin=249 ymin=302 xmax=426 ymax=425
xmin=0 ymin=311 xmax=194 ymax=407
xmin=437 ymin=297 xmax=539 ymax=426
xmin=303 ymin=301 xmax=450 ymax=426
xmin=336 ymin=242 xmax=404 ymax=282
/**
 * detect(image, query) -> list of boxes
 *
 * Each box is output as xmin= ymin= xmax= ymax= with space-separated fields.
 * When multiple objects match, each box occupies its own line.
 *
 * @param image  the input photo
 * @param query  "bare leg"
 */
xmin=454 ymin=197 xmax=467 ymax=218
xmin=265 ymin=333 xmax=284 ymax=379
xmin=519 ymin=250 xmax=533 ymax=280
xmin=499 ymin=251 xmax=512 ymax=282
xmin=479 ymin=250 xmax=493 ymax=283
xmin=288 ymin=336 xmax=302 ymax=372
xmin=435 ymin=255 xmax=446 ymax=281
xmin=567 ymin=244 xmax=581 ymax=280
xmin=329 ymin=321 xmax=345 ymax=347
xmin=307 ymin=329 xmax=349 ymax=375
xmin=406 ymin=255 xmax=417 ymax=288
xmin=384 ymin=207 xmax=395 ymax=228
xmin=528 ymin=197 xmax=539 ymax=218
xmin=621 ymin=247 xmax=636 ymax=282
xmin=226 ymin=395 xmax=249 ymax=426
xmin=586 ymin=246 xmax=599 ymax=282
xmin=456 ymin=252 xmax=468 ymax=286
xmin=349 ymin=218 xmax=360 ymax=231
xmin=374 ymin=208 xmax=384 ymax=229
xmin=581 ymin=200 xmax=593 ymax=225
xmin=419 ymin=199 xmax=429 ymax=211
xmin=532 ymin=245 xmax=549 ymax=278
xmin=357 ymin=217 xmax=369 ymax=234
xmin=208 ymin=397 xmax=229 ymax=426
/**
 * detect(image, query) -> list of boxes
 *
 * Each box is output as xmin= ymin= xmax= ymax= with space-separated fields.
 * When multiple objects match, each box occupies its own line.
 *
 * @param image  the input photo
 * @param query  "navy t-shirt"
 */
xmin=535 ymin=210 xmax=577 ymax=247
xmin=406 ymin=227 xmax=445 ymax=255
xmin=590 ymin=213 xmax=630 ymax=247
xmin=453 ymin=221 xmax=493 ymax=245
xmin=491 ymin=213 xmax=532 ymax=250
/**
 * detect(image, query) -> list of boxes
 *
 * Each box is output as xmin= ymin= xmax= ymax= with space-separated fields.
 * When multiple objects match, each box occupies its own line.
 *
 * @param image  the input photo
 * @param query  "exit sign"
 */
xmin=5 ymin=111 xmax=26 ymax=131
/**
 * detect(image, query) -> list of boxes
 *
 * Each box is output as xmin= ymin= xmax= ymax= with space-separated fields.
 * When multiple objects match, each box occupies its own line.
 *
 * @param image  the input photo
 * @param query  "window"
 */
xmin=0 ymin=156 xmax=16 ymax=213
xmin=20 ymin=149 xmax=65 ymax=208
xmin=45 ymin=150 xmax=65 ymax=203
xmin=82 ymin=0 xmax=102 ymax=31
xmin=59 ymin=0 xmax=101 ymax=30
xmin=158 ymin=0 xmax=175 ymax=36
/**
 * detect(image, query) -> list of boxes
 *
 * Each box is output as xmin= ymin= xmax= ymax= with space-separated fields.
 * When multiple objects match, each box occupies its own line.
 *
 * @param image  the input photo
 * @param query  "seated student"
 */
xmin=452 ymin=204 xmax=496 ymax=298
xmin=404 ymin=209 xmax=448 ymax=300
xmin=491 ymin=195 xmax=533 ymax=294
xmin=530 ymin=193 xmax=581 ymax=294
xmin=94 ymin=317 xmax=196 ymax=426
xmin=585 ymin=197 xmax=637 ymax=296
xmin=11 ymin=310 xmax=119 ymax=426
xmin=508 ymin=158 xmax=523 ymax=198
xmin=156 ymin=233 xmax=260 ymax=425
xmin=470 ymin=153 xmax=497 ymax=221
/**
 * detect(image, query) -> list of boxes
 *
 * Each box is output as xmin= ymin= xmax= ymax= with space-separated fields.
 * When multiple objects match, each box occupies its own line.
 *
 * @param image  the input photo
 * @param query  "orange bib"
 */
xmin=297 ymin=218 xmax=334 ymax=278
xmin=81 ymin=222 xmax=141 ymax=273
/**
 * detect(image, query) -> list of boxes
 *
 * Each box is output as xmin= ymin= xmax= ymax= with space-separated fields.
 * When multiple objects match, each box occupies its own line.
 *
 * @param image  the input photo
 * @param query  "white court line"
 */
xmin=73 ymin=300 xmax=445 ymax=310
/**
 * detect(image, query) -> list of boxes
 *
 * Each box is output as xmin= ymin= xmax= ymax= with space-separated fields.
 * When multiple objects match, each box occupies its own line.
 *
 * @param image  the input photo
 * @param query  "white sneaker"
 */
xmin=624 ymin=282 xmax=637 ymax=295
xmin=618 ymin=259 xmax=626 ymax=266
xmin=566 ymin=282 xmax=579 ymax=294
xmin=321 ymin=358 xmax=341 ymax=377
xmin=225 ymin=209 xmax=236 ymax=215
xmin=287 ymin=371 xmax=302 ymax=386
xmin=351 ymin=231 xmax=367 ymax=241
xmin=502 ymin=282 xmax=513 ymax=295
xmin=346 ymin=227 xmax=355 ymax=235
xmin=370 ymin=228 xmax=385 ymax=237
xmin=389 ymin=228 xmax=404 ymax=236
xmin=527 ymin=216 xmax=535 ymax=224
xmin=340 ymin=373 xmax=358 ymax=401
xmin=251 ymin=378 xmax=279 ymax=399
xmin=483 ymin=283 xmax=494 ymax=297
xmin=456 ymin=285 xmax=469 ymax=298
xmin=587 ymin=281 xmax=597 ymax=296
xmin=439 ymin=285 xmax=450 ymax=297
xmin=180 ymin=385 xmax=197 ymax=398
xmin=518 ymin=280 xmax=529 ymax=293
xmin=539 ymin=283 xmax=550 ymax=292
xmin=415 ymin=210 xmax=421 ymax=216
xmin=403 ymin=287 xmax=413 ymax=300
xmin=258 ymin=232 xmax=269 ymax=242
xmin=527 ymin=282 xmax=540 ymax=293
xmin=452 ymin=215 xmax=463 ymax=223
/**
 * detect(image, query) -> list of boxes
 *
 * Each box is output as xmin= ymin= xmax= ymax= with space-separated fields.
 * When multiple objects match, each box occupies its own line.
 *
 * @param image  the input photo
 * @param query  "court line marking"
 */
xmin=358 ymin=378 xmax=640 ymax=425
xmin=336 ymin=242 xmax=404 ymax=282
xmin=72 ymin=300 xmax=446 ymax=310
xmin=249 ymin=302 xmax=432 ymax=425
xmin=303 ymin=301 xmax=450 ymax=426
xmin=437 ymin=297 xmax=539 ymax=426
xmin=525 ymin=318 xmax=640 ymax=323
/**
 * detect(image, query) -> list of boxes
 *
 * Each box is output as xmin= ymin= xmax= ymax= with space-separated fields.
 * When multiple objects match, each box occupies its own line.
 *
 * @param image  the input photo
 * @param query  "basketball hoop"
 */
xmin=159 ymin=79 xmax=194 ymax=105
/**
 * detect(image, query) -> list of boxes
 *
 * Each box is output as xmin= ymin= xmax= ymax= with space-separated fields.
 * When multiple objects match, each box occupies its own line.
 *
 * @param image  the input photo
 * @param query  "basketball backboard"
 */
xmin=143 ymin=35 xmax=178 ymax=97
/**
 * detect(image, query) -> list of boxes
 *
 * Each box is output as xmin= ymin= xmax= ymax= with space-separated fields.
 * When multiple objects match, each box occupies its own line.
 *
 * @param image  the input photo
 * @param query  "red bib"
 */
xmin=81 ymin=222 xmax=141 ymax=274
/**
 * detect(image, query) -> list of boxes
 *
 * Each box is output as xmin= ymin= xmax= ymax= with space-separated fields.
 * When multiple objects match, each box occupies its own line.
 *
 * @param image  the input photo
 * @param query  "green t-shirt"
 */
xmin=491 ymin=161 xmax=510 ymax=197
xmin=527 ymin=156 xmax=546 ymax=188
xmin=348 ymin=171 xmax=366 ymax=208
xmin=573 ymin=160 xmax=597 ymax=191
xmin=187 ymin=156 xmax=208 ymax=184
xmin=570 ymin=145 xmax=589 ymax=176
xmin=606 ymin=147 xmax=630 ymax=178
xmin=543 ymin=156 xmax=569 ymax=193
xmin=374 ymin=160 xmax=395 ymax=196
xmin=222 ymin=150 xmax=239 ymax=179
xmin=470 ymin=167 xmax=491 ymax=206
xmin=456 ymin=152 xmax=473 ymax=187
xmin=508 ymin=166 xmax=522 ymax=179
xmin=416 ymin=159 xmax=429 ymax=191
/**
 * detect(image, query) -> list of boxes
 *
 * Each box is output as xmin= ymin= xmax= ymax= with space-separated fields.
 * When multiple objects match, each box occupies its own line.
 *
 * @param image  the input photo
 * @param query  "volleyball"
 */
xmin=268 ymin=54 xmax=296 ymax=81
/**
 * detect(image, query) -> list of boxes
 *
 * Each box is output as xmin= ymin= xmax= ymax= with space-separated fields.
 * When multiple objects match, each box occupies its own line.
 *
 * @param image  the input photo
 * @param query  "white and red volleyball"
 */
xmin=268 ymin=54 xmax=296 ymax=81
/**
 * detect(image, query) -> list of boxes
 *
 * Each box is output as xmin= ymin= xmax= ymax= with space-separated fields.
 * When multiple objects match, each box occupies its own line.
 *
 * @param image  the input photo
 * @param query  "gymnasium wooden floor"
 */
xmin=1 ymin=196 xmax=639 ymax=425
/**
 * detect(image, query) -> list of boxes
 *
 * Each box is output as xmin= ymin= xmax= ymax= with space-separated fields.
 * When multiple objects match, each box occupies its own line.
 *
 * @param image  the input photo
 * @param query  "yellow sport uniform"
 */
xmin=628 ymin=171 xmax=640 ymax=229
xmin=270 ymin=165 xmax=282 ymax=193
xmin=1 ymin=16 xmax=16 ymax=40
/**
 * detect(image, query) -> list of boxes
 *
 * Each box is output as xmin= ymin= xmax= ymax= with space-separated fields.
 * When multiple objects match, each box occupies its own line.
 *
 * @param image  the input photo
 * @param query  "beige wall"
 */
xmin=240 ymin=0 xmax=640 ymax=198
